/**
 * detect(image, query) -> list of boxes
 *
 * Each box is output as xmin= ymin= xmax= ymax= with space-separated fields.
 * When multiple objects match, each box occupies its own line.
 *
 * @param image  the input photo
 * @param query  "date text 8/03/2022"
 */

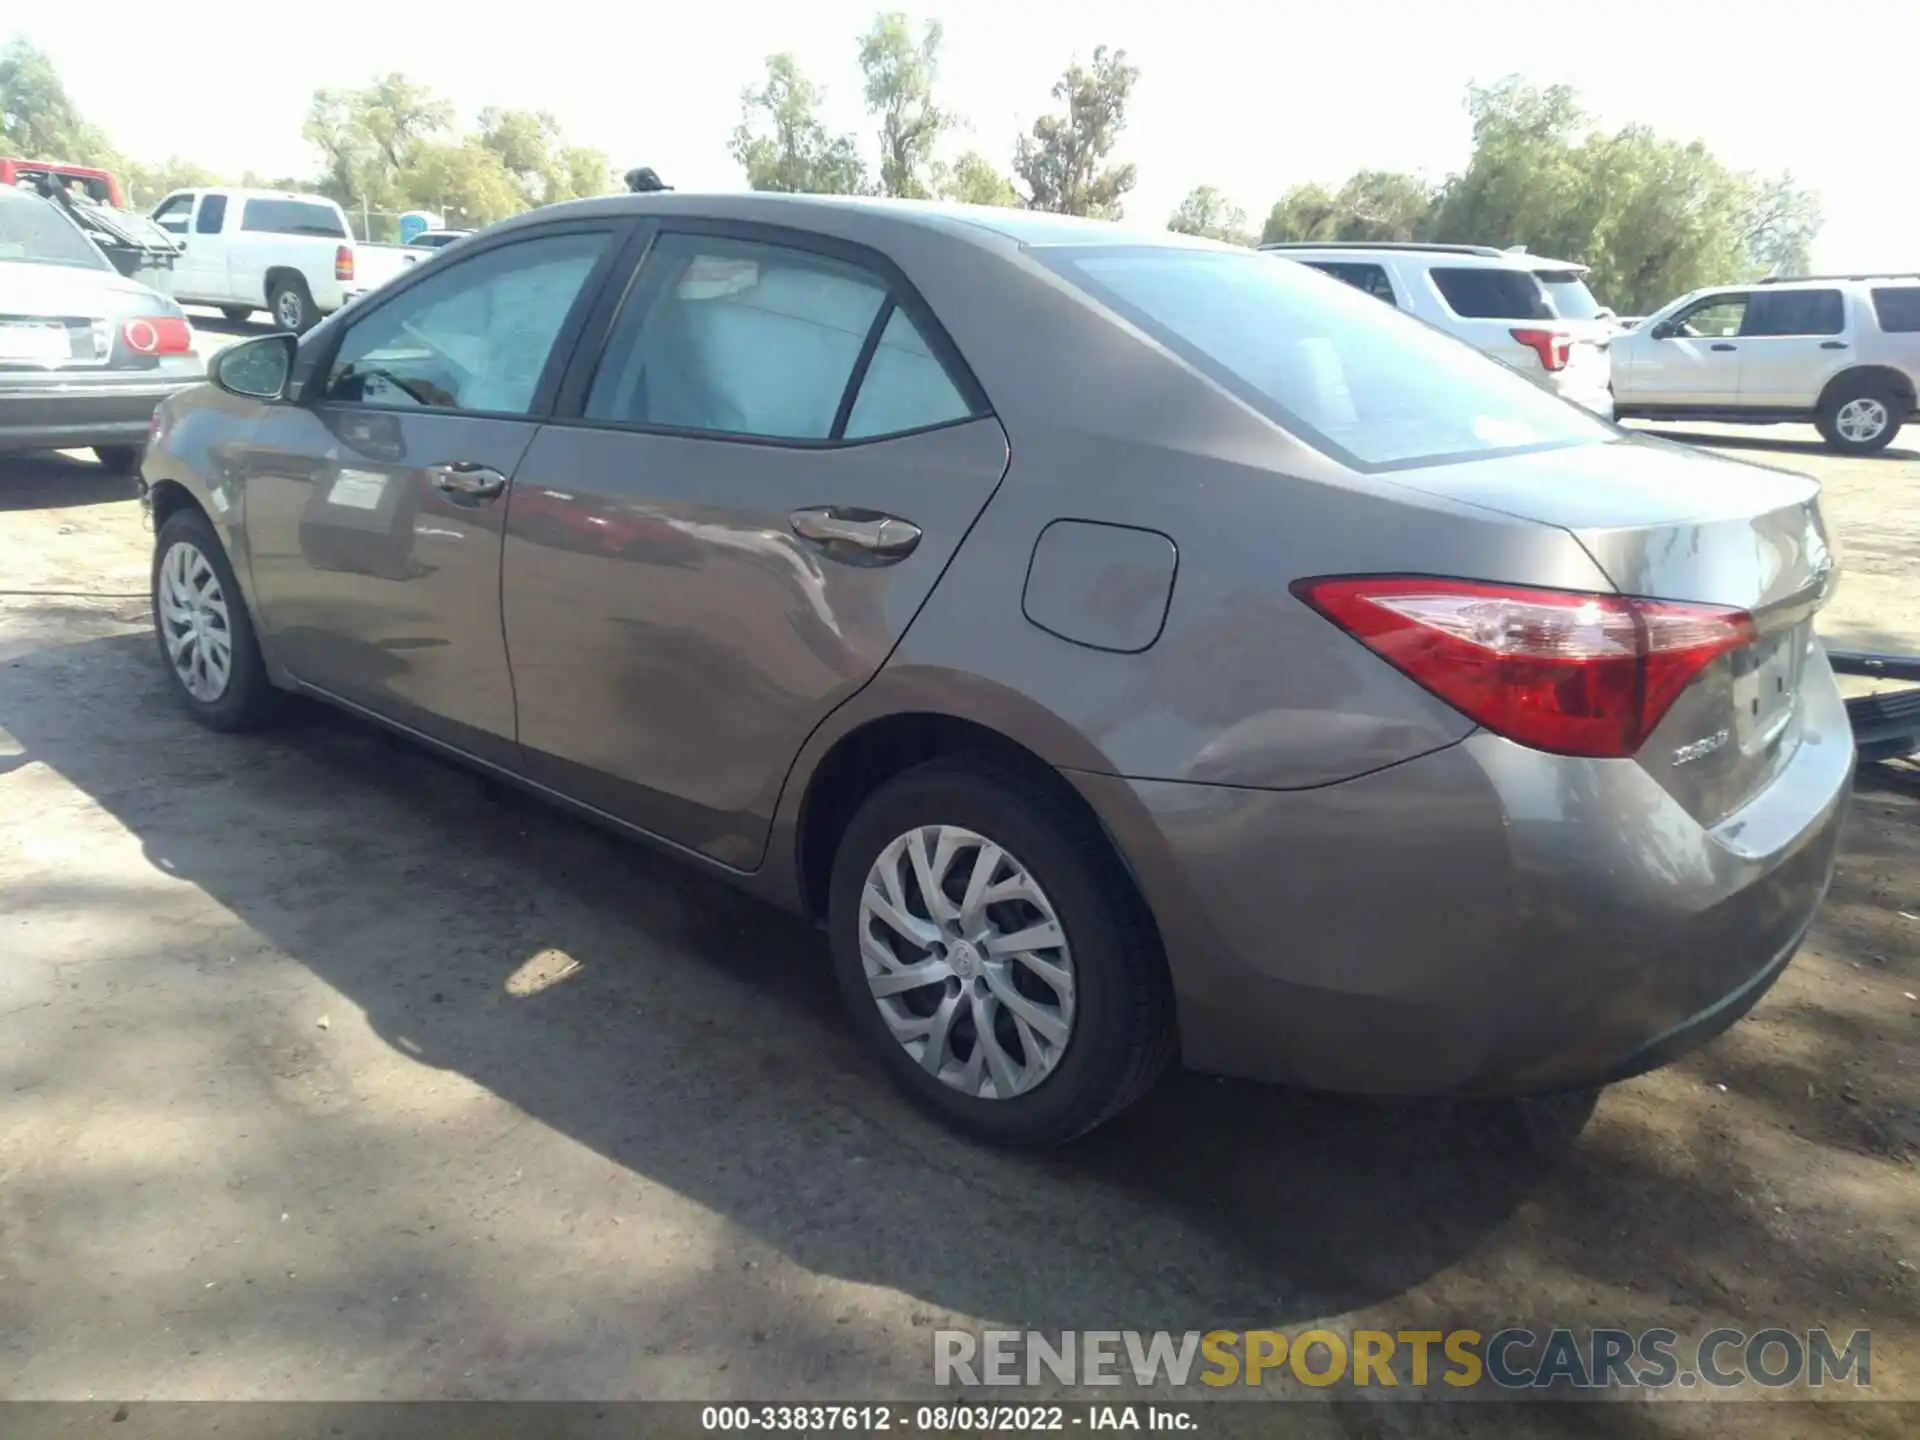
xmin=932 ymin=1327 xmax=1874 ymax=1390
xmin=699 ymin=1405 xmax=1194 ymax=1431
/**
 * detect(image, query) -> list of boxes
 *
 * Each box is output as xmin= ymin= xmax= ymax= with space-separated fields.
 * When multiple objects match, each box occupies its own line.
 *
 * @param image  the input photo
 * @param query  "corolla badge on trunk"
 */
xmin=1672 ymin=728 xmax=1731 ymax=766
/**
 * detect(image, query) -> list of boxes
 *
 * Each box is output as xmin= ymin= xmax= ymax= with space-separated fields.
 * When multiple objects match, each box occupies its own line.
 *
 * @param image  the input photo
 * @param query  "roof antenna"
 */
xmin=624 ymin=167 xmax=671 ymax=194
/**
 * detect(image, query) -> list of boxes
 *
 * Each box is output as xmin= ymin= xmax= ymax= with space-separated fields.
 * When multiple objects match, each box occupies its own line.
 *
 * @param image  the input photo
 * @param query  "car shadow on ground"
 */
xmin=1627 ymin=424 xmax=1920 ymax=463
xmin=0 ymin=452 xmax=142 ymax=513
xmin=3 ymin=627 xmax=1914 ymax=1371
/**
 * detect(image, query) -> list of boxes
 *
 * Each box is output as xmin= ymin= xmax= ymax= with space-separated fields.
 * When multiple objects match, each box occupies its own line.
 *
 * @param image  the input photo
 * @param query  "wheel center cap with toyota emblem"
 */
xmin=948 ymin=939 xmax=981 ymax=980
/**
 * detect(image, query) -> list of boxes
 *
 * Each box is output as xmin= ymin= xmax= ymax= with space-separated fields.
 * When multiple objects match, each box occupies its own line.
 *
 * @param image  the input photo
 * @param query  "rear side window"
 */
xmin=241 ymin=199 xmax=348 ymax=238
xmin=586 ymin=233 xmax=977 ymax=443
xmin=1302 ymin=261 xmax=1397 ymax=304
xmin=843 ymin=308 xmax=972 ymax=439
xmin=1535 ymin=270 xmax=1602 ymax=320
xmin=1870 ymin=287 xmax=1920 ymax=333
xmin=1743 ymin=289 xmax=1844 ymax=337
xmin=1430 ymin=267 xmax=1553 ymax=320
xmin=1049 ymin=247 xmax=1610 ymax=471
xmin=194 ymin=194 xmax=227 ymax=235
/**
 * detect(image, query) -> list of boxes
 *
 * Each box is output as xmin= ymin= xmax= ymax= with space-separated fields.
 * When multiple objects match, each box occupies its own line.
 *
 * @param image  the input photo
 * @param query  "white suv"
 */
xmin=1610 ymin=275 xmax=1920 ymax=454
xmin=1261 ymin=242 xmax=1615 ymax=417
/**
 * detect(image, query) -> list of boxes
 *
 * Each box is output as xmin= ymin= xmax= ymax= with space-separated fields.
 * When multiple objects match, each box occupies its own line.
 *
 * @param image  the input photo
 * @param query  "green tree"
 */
xmin=0 ymin=35 xmax=116 ymax=165
xmin=1743 ymin=173 xmax=1822 ymax=278
xmin=1259 ymin=172 xmax=1435 ymax=245
xmin=476 ymin=107 xmax=613 ymax=207
xmin=937 ymin=150 xmax=1020 ymax=207
xmin=402 ymin=139 xmax=525 ymax=227
xmin=303 ymin=73 xmax=453 ymax=215
xmin=858 ymin=12 xmax=949 ymax=199
xmin=124 ymin=158 xmax=226 ymax=206
xmin=1168 ymin=185 xmax=1249 ymax=244
xmin=1014 ymin=46 xmax=1139 ymax=218
xmin=1420 ymin=76 xmax=1822 ymax=312
xmin=730 ymin=53 xmax=869 ymax=195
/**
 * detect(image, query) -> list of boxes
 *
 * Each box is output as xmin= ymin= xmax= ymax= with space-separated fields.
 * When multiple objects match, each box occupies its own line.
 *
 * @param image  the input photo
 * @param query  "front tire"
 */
xmin=151 ymin=508 xmax=278 ymax=731
xmin=220 ymin=305 xmax=254 ymax=324
xmin=828 ymin=758 xmax=1175 ymax=1147
xmin=1816 ymin=376 xmax=1904 ymax=454
xmin=268 ymin=276 xmax=316 ymax=334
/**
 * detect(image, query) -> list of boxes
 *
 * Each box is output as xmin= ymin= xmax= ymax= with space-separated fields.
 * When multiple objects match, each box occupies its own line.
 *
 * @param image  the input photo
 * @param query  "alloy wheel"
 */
xmin=275 ymin=289 xmax=304 ymax=330
xmin=1835 ymin=397 xmax=1889 ymax=444
xmin=857 ymin=824 xmax=1076 ymax=1100
xmin=157 ymin=540 xmax=234 ymax=703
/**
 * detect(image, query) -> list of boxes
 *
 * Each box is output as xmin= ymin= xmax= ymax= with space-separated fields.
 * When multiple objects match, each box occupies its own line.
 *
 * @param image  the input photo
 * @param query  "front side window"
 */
xmin=1672 ymin=295 xmax=1748 ymax=338
xmin=1742 ymin=289 xmax=1844 ymax=337
xmin=1303 ymin=261 xmax=1397 ymax=304
xmin=152 ymin=194 xmax=192 ymax=235
xmin=1429 ymin=267 xmax=1554 ymax=320
xmin=1050 ymin=247 xmax=1610 ymax=471
xmin=241 ymin=199 xmax=348 ymax=238
xmin=323 ymin=231 xmax=610 ymax=415
xmin=586 ymin=234 xmax=890 ymax=441
xmin=195 ymin=194 xmax=227 ymax=235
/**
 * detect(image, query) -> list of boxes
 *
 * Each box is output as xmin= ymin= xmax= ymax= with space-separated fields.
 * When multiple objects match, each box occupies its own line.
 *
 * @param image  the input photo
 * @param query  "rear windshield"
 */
xmin=1430 ymin=267 xmax=1554 ymax=320
xmin=241 ymin=198 xmax=348 ymax=238
xmin=0 ymin=191 xmax=108 ymax=270
xmin=1871 ymin=287 xmax=1920 ymax=333
xmin=1535 ymin=270 xmax=1602 ymax=320
xmin=1046 ymin=247 xmax=1611 ymax=471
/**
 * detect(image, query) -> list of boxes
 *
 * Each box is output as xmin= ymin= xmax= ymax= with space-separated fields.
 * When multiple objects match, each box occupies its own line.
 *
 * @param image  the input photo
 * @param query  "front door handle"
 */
xmin=1820 ymin=340 xmax=1849 ymax=350
xmin=427 ymin=462 xmax=507 ymax=500
xmin=790 ymin=506 xmax=922 ymax=558
xmin=1710 ymin=342 xmax=1738 ymax=352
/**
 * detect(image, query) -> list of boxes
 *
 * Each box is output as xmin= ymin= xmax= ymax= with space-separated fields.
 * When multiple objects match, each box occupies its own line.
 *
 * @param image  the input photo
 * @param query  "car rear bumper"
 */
xmin=0 ymin=376 xmax=203 ymax=452
xmin=1070 ymin=656 xmax=1853 ymax=1095
xmin=1547 ymin=368 xmax=1615 ymax=419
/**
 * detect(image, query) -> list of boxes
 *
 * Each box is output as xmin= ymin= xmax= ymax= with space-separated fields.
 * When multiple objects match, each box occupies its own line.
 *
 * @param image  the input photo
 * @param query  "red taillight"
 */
xmin=1511 ymin=327 xmax=1572 ymax=372
xmin=121 ymin=316 xmax=193 ymax=355
xmin=335 ymin=245 xmax=354 ymax=281
xmin=1293 ymin=576 xmax=1755 ymax=759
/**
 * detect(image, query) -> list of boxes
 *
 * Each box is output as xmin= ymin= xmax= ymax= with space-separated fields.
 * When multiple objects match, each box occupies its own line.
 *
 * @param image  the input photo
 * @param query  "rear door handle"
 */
xmin=427 ymin=461 xmax=507 ymax=500
xmin=1710 ymin=343 xmax=1737 ymax=352
xmin=1820 ymin=340 xmax=1849 ymax=350
xmin=789 ymin=506 xmax=922 ymax=558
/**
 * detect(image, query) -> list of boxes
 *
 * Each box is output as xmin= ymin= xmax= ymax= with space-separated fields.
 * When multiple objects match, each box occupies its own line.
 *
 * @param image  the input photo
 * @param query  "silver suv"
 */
xmin=1261 ymin=241 xmax=1615 ymax=417
xmin=1610 ymin=275 xmax=1920 ymax=453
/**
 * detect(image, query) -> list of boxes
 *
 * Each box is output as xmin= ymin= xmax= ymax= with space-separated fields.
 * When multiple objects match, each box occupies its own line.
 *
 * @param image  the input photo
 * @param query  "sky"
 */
xmin=21 ymin=0 xmax=1919 ymax=276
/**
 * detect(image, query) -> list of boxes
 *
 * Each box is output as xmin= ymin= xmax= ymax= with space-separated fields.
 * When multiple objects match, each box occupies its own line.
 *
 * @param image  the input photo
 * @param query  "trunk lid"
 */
xmin=1390 ymin=433 xmax=1838 ymax=822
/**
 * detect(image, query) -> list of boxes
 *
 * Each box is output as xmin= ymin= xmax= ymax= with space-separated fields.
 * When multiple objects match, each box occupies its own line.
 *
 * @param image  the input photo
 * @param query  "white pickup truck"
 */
xmin=143 ymin=187 xmax=425 ymax=331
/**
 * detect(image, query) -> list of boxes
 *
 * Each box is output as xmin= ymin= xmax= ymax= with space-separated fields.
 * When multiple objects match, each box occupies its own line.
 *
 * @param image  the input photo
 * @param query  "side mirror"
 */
xmin=211 ymin=333 xmax=297 ymax=401
xmin=1648 ymin=321 xmax=1675 ymax=340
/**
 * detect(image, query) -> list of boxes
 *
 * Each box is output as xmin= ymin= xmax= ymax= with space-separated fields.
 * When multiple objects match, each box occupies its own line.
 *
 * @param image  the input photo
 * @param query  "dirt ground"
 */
xmin=1 ymin=329 xmax=1916 ymax=1436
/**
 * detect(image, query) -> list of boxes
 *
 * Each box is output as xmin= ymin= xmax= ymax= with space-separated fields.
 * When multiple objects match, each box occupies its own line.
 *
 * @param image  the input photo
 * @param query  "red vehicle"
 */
xmin=0 ymin=158 xmax=125 ymax=207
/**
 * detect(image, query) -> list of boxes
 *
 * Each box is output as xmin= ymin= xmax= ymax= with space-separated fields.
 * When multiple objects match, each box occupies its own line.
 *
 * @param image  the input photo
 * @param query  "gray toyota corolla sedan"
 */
xmin=0 ymin=186 xmax=204 ymax=471
xmin=139 ymin=194 xmax=1852 ymax=1146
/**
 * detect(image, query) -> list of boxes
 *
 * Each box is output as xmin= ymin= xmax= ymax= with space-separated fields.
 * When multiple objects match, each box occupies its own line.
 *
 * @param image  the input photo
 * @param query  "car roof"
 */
xmin=1264 ymin=243 xmax=1537 ymax=271
xmin=493 ymin=191 xmax=1235 ymax=255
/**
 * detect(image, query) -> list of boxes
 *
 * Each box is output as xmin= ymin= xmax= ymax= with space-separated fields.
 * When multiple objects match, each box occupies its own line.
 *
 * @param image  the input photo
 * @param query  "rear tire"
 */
xmin=93 ymin=445 xmax=144 ymax=474
xmin=220 ymin=305 xmax=254 ymax=324
xmin=268 ymin=276 xmax=316 ymax=334
xmin=1816 ymin=376 xmax=1904 ymax=454
xmin=151 ymin=507 xmax=279 ymax=732
xmin=827 ymin=757 xmax=1175 ymax=1147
